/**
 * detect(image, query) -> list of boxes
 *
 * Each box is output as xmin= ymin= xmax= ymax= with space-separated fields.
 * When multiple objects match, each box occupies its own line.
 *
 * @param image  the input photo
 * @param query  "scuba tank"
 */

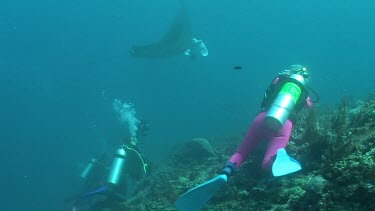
xmin=264 ymin=74 xmax=306 ymax=130
xmin=80 ymin=158 xmax=97 ymax=180
xmin=107 ymin=147 xmax=127 ymax=185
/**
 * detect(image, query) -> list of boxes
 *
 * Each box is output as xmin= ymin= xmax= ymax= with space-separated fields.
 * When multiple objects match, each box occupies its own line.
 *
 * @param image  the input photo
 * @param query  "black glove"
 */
xmin=221 ymin=161 xmax=237 ymax=177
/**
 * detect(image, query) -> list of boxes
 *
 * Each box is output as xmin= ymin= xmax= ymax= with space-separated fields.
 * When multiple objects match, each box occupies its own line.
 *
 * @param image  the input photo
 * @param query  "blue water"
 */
xmin=1 ymin=0 xmax=374 ymax=210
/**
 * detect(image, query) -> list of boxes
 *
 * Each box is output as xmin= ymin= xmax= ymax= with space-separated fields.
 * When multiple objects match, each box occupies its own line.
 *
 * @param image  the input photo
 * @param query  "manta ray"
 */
xmin=129 ymin=0 xmax=207 ymax=58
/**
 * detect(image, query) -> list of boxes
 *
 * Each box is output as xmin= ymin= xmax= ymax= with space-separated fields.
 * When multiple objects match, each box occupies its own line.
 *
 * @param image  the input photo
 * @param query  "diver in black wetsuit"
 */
xmin=65 ymin=121 xmax=151 ymax=211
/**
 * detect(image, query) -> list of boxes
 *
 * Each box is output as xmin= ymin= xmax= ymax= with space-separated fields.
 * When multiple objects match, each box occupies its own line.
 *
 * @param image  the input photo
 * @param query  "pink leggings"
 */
xmin=229 ymin=112 xmax=292 ymax=172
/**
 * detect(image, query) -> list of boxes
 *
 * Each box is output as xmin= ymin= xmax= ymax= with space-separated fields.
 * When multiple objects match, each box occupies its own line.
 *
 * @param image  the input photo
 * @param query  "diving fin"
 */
xmin=272 ymin=148 xmax=301 ymax=177
xmin=184 ymin=49 xmax=192 ymax=56
xmin=192 ymin=38 xmax=208 ymax=57
xmin=198 ymin=41 xmax=208 ymax=57
xmin=175 ymin=174 xmax=227 ymax=211
xmin=80 ymin=186 xmax=107 ymax=199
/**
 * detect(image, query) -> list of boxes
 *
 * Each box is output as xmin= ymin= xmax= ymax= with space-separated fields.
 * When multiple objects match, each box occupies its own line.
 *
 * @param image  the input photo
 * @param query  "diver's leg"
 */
xmin=261 ymin=119 xmax=293 ymax=172
xmin=228 ymin=112 xmax=268 ymax=168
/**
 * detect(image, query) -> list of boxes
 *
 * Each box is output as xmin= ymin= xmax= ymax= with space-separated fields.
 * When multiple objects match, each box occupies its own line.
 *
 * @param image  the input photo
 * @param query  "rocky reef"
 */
xmin=116 ymin=94 xmax=375 ymax=211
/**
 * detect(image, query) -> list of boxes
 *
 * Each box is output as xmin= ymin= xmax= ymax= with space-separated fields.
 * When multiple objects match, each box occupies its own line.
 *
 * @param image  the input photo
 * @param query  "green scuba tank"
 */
xmin=264 ymin=74 xmax=306 ymax=130
xmin=107 ymin=148 xmax=127 ymax=185
xmin=80 ymin=158 xmax=97 ymax=179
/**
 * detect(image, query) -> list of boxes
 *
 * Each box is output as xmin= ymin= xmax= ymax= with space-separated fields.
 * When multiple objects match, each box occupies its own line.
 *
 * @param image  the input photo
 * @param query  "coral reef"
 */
xmin=103 ymin=94 xmax=375 ymax=210
xmin=171 ymin=138 xmax=217 ymax=166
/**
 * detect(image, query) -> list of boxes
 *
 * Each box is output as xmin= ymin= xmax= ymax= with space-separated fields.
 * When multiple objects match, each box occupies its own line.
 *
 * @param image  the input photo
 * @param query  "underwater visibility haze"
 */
xmin=0 ymin=0 xmax=374 ymax=210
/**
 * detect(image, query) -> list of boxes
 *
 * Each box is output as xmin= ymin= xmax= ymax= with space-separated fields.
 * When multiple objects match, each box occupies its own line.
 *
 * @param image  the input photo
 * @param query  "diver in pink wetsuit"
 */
xmin=222 ymin=65 xmax=313 ymax=177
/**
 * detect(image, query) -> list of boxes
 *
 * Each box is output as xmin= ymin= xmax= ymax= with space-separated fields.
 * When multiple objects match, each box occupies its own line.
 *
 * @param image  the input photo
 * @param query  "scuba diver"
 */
xmin=222 ymin=64 xmax=313 ymax=177
xmin=183 ymin=37 xmax=208 ymax=59
xmin=68 ymin=136 xmax=149 ymax=211
xmin=79 ymin=154 xmax=109 ymax=195
xmin=175 ymin=65 xmax=318 ymax=210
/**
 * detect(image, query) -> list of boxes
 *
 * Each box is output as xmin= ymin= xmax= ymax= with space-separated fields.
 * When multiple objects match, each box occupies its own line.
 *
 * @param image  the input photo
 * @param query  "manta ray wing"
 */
xmin=129 ymin=0 xmax=193 ymax=58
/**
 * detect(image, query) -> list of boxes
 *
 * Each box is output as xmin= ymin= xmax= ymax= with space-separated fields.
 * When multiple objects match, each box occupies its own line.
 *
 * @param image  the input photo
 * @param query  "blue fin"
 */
xmin=175 ymin=174 xmax=227 ymax=211
xmin=272 ymin=148 xmax=301 ymax=177
xmin=80 ymin=186 xmax=107 ymax=199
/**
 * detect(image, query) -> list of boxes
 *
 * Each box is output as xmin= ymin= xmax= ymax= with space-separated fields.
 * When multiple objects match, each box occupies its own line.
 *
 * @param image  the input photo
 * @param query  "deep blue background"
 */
xmin=1 ymin=0 xmax=374 ymax=210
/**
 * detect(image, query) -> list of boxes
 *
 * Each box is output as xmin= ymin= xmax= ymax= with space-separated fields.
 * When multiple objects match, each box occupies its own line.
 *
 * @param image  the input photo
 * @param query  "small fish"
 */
xmin=233 ymin=66 xmax=243 ymax=70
